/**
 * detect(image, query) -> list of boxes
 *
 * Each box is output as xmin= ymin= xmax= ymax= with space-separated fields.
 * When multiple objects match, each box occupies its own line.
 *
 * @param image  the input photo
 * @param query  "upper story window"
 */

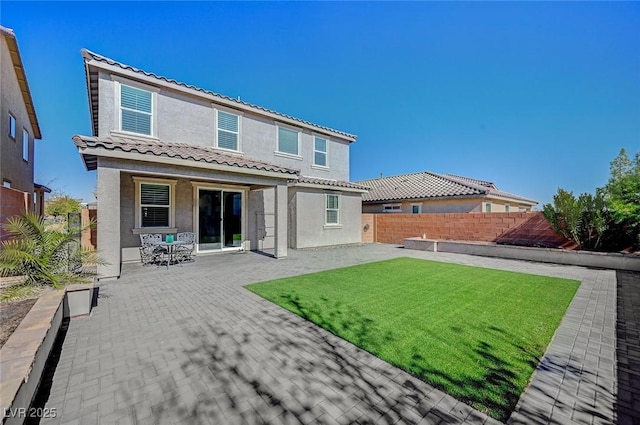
xmin=8 ymin=114 xmax=16 ymax=139
xmin=505 ymin=204 xmax=510 ymax=213
xmin=120 ymin=84 xmax=153 ymax=136
xmin=217 ymin=110 xmax=240 ymax=151
xmin=22 ymin=130 xmax=28 ymax=161
xmin=411 ymin=204 xmax=422 ymax=214
xmin=485 ymin=202 xmax=492 ymax=212
xmin=277 ymin=127 xmax=300 ymax=156
xmin=3 ymin=180 xmax=11 ymax=188
xmin=326 ymin=194 xmax=340 ymax=225
xmin=314 ymin=137 xmax=327 ymax=167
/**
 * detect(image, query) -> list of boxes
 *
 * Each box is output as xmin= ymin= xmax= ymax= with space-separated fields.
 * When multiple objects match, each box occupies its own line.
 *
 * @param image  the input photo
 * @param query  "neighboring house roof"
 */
xmin=0 ymin=26 xmax=41 ymax=139
xmin=73 ymin=134 xmax=299 ymax=176
xmin=444 ymin=174 xmax=497 ymax=190
xmin=81 ymin=49 xmax=357 ymax=142
xmin=356 ymin=171 xmax=537 ymax=205
xmin=295 ymin=176 xmax=369 ymax=191
xmin=33 ymin=183 xmax=52 ymax=193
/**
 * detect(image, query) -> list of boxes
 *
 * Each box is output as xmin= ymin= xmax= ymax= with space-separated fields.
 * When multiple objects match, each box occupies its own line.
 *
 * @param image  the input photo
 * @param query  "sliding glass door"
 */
xmin=197 ymin=188 xmax=243 ymax=252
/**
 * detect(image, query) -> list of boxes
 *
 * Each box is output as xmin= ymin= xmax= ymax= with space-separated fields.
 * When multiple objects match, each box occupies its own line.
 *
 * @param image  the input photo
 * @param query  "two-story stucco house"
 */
xmin=74 ymin=50 xmax=367 ymax=279
xmin=0 ymin=26 xmax=50 ymax=240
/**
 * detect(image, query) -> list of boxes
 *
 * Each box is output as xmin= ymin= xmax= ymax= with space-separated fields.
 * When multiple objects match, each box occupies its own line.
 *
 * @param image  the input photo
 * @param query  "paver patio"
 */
xmin=39 ymin=244 xmax=617 ymax=425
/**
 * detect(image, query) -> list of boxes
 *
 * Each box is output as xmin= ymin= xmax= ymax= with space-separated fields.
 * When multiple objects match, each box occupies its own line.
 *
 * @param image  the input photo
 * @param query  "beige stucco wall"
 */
xmin=97 ymin=73 xmax=351 ymax=181
xmin=0 ymin=36 xmax=35 ymax=193
xmin=363 ymin=197 xmax=533 ymax=214
xmin=290 ymin=187 xmax=362 ymax=249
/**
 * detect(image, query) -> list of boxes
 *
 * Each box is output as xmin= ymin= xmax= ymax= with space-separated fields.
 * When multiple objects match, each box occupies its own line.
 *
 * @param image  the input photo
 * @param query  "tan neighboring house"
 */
xmin=0 ymin=26 xmax=50 ymax=239
xmin=357 ymin=171 xmax=537 ymax=214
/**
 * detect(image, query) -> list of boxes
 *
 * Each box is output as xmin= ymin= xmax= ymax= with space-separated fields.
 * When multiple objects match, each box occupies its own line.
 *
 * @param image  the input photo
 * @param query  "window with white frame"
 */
xmin=411 ymin=204 xmax=422 ymax=214
xmin=505 ymin=204 xmax=510 ymax=213
xmin=8 ymin=114 xmax=16 ymax=139
xmin=485 ymin=202 xmax=492 ymax=212
xmin=326 ymin=194 xmax=340 ymax=225
xmin=120 ymin=84 xmax=153 ymax=135
xmin=22 ymin=130 xmax=28 ymax=161
xmin=277 ymin=127 xmax=299 ymax=156
xmin=314 ymin=137 xmax=327 ymax=167
xmin=139 ymin=182 xmax=172 ymax=228
xmin=217 ymin=110 xmax=240 ymax=151
xmin=383 ymin=204 xmax=402 ymax=213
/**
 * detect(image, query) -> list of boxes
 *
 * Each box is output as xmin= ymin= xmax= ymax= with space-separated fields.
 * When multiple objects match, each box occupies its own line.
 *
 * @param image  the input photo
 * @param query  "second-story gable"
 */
xmin=84 ymin=50 xmax=355 ymax=182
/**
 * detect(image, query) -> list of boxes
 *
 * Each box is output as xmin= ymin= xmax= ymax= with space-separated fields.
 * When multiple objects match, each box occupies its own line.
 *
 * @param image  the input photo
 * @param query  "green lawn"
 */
xmin=246 ymin=257 xmax=579 ymax=421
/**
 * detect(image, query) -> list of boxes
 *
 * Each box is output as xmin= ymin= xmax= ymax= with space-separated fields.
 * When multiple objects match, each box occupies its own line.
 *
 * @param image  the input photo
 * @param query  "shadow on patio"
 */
xmin=114 ymin=305 xmax=476 ymax=425
xmin=616 ymin=270 xmax=640 ymax=425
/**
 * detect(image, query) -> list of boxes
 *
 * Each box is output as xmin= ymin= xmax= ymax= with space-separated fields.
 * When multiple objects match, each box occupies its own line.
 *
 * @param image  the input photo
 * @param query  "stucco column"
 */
xmin=96 ymin=162 xmax=121 ymax=279
xmin=274 ymin=183 xmax=288 ymax=258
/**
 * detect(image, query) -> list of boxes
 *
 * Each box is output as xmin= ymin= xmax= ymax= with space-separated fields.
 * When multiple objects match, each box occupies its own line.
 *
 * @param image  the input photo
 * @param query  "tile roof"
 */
xmin=356 ymin=171 xmax=537 ymax=204
xmin=73 ymin=135 xmax=299 ymax=175
xmin=444 ymin=174 xmax=496 ymax=189
xmin=81 ymin=49 xmax=356 ymax=141
xmin=296 ymin=176 xmax=369 ymax=191
xmin=1 ymin=26 xmax=41 ymax=139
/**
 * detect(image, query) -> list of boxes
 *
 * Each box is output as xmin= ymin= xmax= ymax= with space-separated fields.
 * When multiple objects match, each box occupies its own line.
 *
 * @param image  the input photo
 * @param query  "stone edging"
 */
xmin=1 ymin=289 xmax=65 ymax=424
xmin=0 ymin=283 xmax=94 ymax=424
xmin=405 ymin=238 xmax=640 ymax=271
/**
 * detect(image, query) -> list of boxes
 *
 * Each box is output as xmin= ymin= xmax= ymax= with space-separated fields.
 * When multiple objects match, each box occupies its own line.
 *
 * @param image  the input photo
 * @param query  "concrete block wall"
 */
xmin=363 ymin=212 xmax=566 ymax=247
xmin=0 ymin=186 xmax=31 ymax=242
xmin=361 ymin=213 xmax=375 ymax=243
xmin=80 ymin=208 xmax=97 ymax=250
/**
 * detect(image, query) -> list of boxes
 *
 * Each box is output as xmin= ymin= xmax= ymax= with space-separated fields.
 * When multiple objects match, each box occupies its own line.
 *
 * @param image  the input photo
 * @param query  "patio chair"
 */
xmin=175 ymin=232 xmax=195 ymax=263
xmin=139 ymin=233 xmax=166 ymax=266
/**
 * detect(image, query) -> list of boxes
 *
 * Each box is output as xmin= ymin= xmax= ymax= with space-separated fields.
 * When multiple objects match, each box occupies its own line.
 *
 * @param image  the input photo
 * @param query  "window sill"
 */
xmin=132 ymin=227 xmax=177 ymax=235
xmin=274 ymin=151 xmax=303 ymax=161
xmin=111 ymin=130 xmax=159 ymax=141
xmin=214 ymin=147 xmax=244 ymax=156
xmin=311 ymin=164 xmax=330 ymax=171
xmin=323 ymin=224 xmax=343 ymax=229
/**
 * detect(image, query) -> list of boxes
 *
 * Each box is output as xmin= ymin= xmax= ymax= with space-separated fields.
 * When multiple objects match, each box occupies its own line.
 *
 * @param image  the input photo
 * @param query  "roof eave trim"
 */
xmin=289 ymin=182 xmax=368 ymax=193
xmin=363 ymin=193 xmax=485 ymax=203
xmin=77 ymin=146 xmax=298 ymax=180
xmin=83 ymin=57 xmax=357 ymax=143
xmin=2 ymin=28 xmax=41 ymax=139
xmin=485 ymin=194 xmax=538 ymax=205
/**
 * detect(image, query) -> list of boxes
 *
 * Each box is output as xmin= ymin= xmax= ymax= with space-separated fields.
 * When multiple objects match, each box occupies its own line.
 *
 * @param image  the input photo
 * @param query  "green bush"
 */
xmin=542 ymin=189 xmax=607 ymax=250
xmin=0 ymin=213 xmax=105 ymax=288
xmin=543 ymin=149 xmax=640 ymax=251
xmin=603 ymin=149 xmax=640 ymax=247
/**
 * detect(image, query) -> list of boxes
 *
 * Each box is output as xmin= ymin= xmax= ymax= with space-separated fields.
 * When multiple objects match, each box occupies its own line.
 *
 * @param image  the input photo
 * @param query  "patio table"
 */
xmin=154 ymin=240 xmax=187 ymax=269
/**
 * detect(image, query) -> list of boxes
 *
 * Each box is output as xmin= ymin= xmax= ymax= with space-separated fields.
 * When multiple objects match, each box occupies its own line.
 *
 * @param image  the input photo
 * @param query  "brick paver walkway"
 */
xmin=40 ymin=244 xmax=618 ymax=424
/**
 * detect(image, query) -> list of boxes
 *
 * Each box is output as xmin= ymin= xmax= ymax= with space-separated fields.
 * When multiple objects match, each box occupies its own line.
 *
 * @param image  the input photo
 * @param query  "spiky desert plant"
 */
xmin=0 ymin=212 xmax=105 ymax=288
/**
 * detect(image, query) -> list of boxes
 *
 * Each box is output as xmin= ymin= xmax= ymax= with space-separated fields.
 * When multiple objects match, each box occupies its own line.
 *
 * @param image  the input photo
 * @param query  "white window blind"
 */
xmin=314 ymin=137 xmax=327 ymax=166
xmin=278 ymin=127 xmax=299 ymax=155
xmin=326 ymin=194 xmax=339 ymax=225
xmin=217 ymin=111 xmax=239 ymax=150
xmin=121 ymin=85 xmax=152 ymax=135
xmin=140 ymin=183 xmax=170 ymax=227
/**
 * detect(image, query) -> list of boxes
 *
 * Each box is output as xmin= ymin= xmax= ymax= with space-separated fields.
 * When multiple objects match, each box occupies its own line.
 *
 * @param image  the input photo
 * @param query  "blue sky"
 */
xmin=2 ymin=1 xmax=639 ymax=205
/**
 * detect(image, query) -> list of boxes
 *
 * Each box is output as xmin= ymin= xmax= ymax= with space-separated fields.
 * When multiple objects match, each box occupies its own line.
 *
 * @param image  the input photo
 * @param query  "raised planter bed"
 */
xmin=405 ymin=237 xmax=640 ymax=271
xmin=0 ymin=283 xmax=94 ymax=425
